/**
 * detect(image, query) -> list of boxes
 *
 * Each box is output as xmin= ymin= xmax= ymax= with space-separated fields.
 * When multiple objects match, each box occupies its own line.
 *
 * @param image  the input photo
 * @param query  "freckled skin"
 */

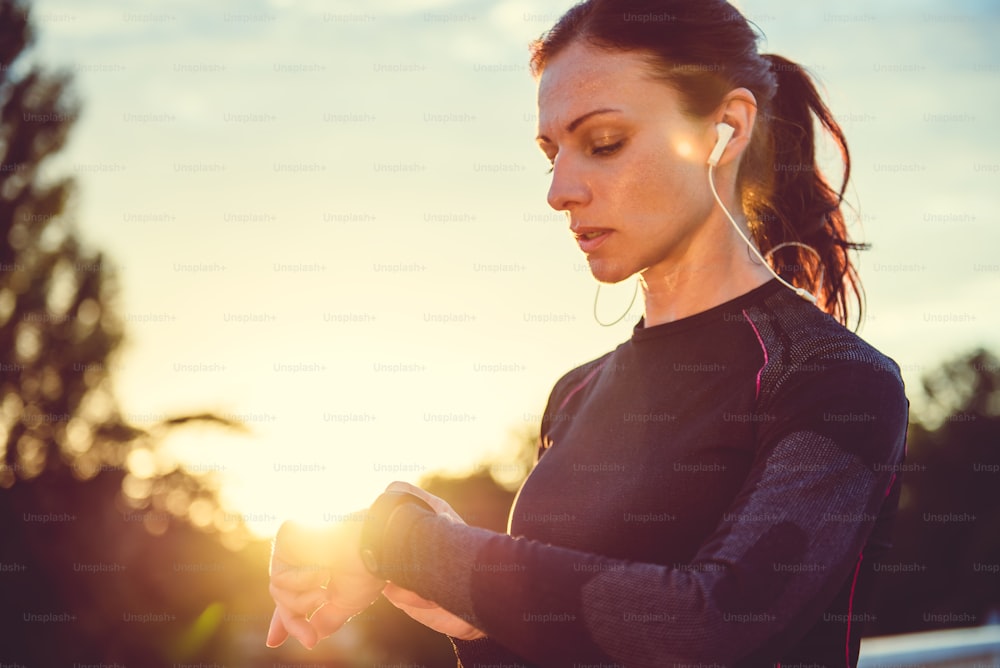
xmin=536 ymin=41 xmax=773 ymax=325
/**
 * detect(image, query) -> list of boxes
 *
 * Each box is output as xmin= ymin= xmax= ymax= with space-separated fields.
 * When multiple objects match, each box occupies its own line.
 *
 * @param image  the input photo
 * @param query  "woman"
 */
xmin=265 ymin=1 xmax=908 ymax=666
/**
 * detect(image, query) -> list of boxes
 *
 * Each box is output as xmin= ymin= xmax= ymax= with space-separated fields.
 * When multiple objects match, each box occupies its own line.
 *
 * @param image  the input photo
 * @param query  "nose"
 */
xmin=546 ymin=157 xmax=590 ymax=213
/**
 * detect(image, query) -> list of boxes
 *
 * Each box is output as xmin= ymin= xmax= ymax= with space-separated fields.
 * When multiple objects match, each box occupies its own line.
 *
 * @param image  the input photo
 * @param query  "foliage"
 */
xmin=0 ymin=2 xmax=264 ymax=664
xmin=867 ymin=348 xmax=1000 ymax=635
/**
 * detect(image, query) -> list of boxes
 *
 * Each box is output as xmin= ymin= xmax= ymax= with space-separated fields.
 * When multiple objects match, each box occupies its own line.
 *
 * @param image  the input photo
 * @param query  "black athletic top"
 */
xmin=379 ymin=279 xmax=909 ymax=668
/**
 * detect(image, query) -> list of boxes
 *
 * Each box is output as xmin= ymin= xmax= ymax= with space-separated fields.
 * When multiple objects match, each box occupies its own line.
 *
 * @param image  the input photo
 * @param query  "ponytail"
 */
xmin=748 ymin=54 xmax=866 ymax=327
xmin=529 ymin=0 xmax=868 ymax=328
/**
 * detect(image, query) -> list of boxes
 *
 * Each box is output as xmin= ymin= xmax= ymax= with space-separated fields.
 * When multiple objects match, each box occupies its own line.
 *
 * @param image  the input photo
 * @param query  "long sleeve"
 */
xmin=380 ymin=354 xmax=908 ymax=667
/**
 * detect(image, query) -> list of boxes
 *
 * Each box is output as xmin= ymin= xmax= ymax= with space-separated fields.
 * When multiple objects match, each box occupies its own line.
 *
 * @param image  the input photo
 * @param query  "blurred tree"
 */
xmin=0 ymin=2 xmax=279 ymax=665
xmin=869 ymin=347 xmax=1000 ymax=636
xmin=0 ymin=0 xmax=128 ymax=483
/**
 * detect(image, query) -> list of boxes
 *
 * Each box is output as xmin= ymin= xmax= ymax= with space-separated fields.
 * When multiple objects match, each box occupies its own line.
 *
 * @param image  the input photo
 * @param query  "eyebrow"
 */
xmin=536 ymin=108 xmax=623 ymax=144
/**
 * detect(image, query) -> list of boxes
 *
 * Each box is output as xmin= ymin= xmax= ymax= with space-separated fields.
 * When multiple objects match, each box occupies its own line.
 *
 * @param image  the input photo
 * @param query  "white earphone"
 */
xmin=707 ymin=122 xmax=735 ymax=167
xmin=707 ymin=122 xmax=818 ymax=304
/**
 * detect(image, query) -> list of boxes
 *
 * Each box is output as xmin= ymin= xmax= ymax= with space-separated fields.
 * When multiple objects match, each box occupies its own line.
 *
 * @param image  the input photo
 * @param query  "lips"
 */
xmin=572 ymin=226 xmax=613 ymax=253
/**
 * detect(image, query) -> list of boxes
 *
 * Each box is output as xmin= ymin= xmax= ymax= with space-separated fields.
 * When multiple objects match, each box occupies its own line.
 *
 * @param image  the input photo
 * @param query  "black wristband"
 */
xmin=360 ymin=491 xmax=435 ymax=579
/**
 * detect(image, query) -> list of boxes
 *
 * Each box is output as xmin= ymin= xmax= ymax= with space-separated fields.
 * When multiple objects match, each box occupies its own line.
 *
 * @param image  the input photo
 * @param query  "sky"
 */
xmin=26 ymin=0 xmax=1000 ymax=536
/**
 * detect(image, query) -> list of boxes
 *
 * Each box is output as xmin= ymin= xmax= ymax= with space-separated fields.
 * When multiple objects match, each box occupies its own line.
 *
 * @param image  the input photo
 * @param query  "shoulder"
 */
xmin=537 ymin=349 xmax=617 ymax=452
xmin=743 ymin=291 xmax=908 ymax=465
xmin=743 ymin=289 xmax=904 ymax=397
xmin=546 ymin=349 xmax=617 ymax=408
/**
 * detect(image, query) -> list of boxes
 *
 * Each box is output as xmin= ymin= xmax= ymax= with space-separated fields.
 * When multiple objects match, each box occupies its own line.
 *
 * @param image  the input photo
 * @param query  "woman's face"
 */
xmin=536 ymin=40 xmax=719 ymax=285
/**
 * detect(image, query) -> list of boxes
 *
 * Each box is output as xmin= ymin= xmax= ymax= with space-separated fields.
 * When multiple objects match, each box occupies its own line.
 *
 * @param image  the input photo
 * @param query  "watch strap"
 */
xmin=360 ymin=490 xmax=435 ymax=579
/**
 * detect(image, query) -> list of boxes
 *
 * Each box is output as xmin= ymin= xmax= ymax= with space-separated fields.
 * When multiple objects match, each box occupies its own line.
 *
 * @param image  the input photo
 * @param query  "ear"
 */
xmin=712 ymin=87 xmax=758 ymax=167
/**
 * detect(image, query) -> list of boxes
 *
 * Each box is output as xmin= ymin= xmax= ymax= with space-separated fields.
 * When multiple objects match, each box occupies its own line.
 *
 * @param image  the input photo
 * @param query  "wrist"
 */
xmin=360 ymin=491 xmax=435 ymax=580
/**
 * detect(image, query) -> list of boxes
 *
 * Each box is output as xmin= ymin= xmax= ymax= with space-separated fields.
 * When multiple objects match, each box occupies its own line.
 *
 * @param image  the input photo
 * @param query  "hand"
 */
xmin=379 ymin=481 xmax=487 ymax=640
xmin=383 ymin=582 xmax=486 ymax=640
xmin=265 ymin=514 xmax=384 ymax=649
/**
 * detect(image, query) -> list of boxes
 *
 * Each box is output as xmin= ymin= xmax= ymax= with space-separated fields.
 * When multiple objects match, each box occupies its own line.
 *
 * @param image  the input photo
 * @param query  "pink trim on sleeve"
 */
xmin=844 ymin=552 xmax=865 ymax=668
xmin=742 ymin=309 xmax=769 ymax=400
xmin=556 ymin=360 xmax=609 ymax=412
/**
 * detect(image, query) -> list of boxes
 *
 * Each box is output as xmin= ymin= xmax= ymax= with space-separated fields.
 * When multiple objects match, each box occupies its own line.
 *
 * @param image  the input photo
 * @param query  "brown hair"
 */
xmin=530 ymin=0 xmax=866 ymax=326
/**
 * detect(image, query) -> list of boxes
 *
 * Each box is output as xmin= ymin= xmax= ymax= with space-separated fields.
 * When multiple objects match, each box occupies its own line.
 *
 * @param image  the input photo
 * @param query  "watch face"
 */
xmin=360 ymin=547 xmax=380 ymax=576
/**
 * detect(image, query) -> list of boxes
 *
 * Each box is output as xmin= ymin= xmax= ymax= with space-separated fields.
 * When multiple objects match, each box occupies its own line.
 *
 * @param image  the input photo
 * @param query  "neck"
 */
xmin=639 ymin=218 xmax=774 ymax=328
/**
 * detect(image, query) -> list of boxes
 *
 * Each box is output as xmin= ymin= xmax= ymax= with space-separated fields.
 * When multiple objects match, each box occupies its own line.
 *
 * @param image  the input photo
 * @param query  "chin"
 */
xmin=587 ymin=257 xmax=634 ymax=285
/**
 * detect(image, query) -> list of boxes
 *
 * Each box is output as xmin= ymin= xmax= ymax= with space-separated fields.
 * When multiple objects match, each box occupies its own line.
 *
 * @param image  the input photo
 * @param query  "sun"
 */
xmin=149 ymin=424 xmax=408 ymax=541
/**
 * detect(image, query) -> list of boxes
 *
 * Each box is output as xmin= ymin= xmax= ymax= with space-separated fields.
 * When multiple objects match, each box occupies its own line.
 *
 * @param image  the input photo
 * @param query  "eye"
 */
xmin=592 ymin=139 xmax=624 ymax=157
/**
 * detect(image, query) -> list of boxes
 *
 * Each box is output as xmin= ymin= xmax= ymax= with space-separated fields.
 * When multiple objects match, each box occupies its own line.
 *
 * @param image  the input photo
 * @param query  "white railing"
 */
xmin=859 ymin=625 xmax=1000 ymax=668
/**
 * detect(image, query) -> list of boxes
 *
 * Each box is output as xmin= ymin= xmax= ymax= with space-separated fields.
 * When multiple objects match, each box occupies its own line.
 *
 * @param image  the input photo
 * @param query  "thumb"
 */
xmin=383 ymin=582 xmax=438 ymax=609
xmin=384 ymin=481 xmax=463 ymax=523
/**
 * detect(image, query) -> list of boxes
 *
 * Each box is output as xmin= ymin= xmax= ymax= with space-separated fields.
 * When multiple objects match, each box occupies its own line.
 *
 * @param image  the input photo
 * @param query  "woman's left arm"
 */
xmin=370 ymin=358 xmax=908 ymax=667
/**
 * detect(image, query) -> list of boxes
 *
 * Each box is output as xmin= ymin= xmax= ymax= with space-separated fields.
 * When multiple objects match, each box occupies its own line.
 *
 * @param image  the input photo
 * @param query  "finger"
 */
xmin=265 ymin=608 xmax=289 ymax=648
xmin=275 ymin=602 xmax=319 ymax=650
xmin=269 ymin=582 xmax=329 ymax=618
xmin=384 ymin=481 xmax=463 ymax=522
xmin=383 ymin=582 xmax=437 ymax=609
xmin=306 ymin=599 xmax=358 ymax=639
xmin=271 ymin=564 xmax=330 ymax=590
